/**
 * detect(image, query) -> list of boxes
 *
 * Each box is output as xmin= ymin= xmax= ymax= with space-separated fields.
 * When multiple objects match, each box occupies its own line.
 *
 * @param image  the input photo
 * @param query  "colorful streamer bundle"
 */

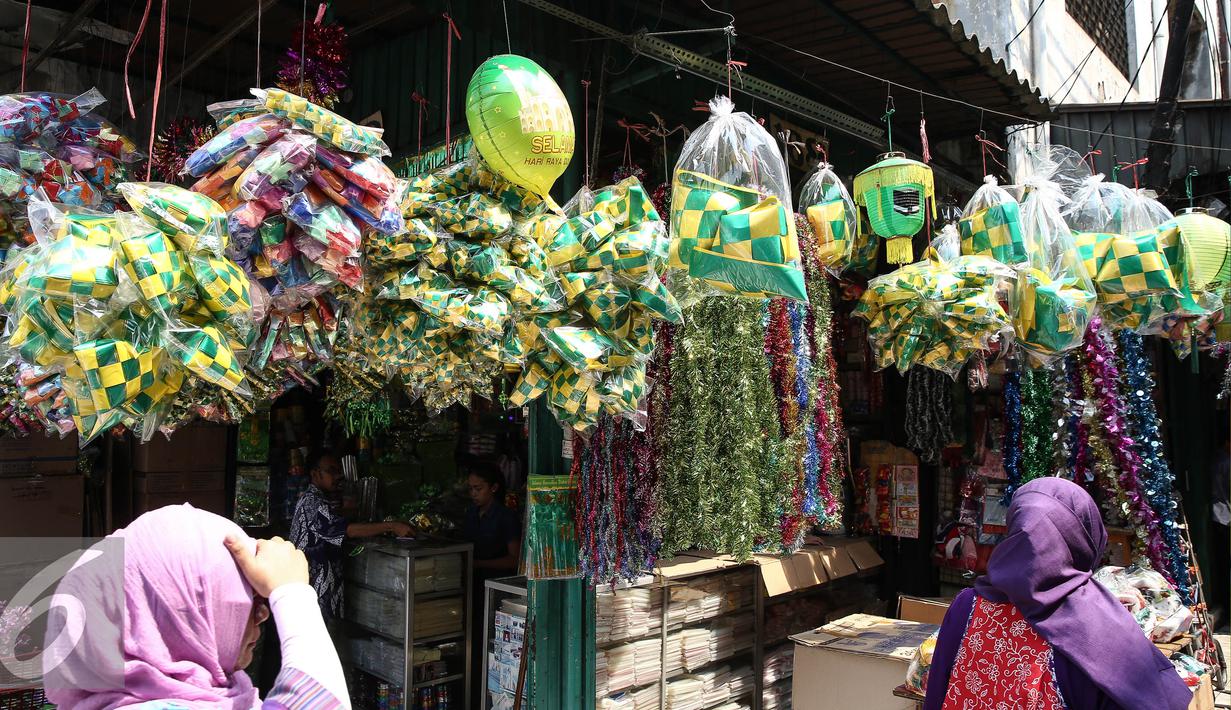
xmin=523 ymin=474 xmax=581 ymax=580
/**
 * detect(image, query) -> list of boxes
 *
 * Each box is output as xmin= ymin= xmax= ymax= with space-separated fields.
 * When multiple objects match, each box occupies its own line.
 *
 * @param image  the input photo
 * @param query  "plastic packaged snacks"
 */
xmin=668 ymin=97 xmax=806 ymax=300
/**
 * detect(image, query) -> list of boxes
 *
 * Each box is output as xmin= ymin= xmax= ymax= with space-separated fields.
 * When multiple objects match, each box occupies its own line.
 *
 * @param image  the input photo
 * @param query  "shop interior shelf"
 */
xmin=346 ymin=618 xmax=403 ymax=644
xmin=352 ymin=659 xmax=402 ymax=687
xmin=343 ymin=578 xmax=463 ymax=600
xmin=414 ymin=630 xmax=465 ymax=646
xmin=413 ymin=672 xmax=464 ymax=689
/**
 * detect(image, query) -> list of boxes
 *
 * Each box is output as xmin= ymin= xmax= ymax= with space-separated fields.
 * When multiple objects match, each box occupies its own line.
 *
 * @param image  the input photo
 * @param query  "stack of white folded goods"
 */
xmin=598 ymin=587 xmax=663 ymax=643
xmin=664 ymin=675 xmax=705 ymax=710
xmin=761 ymin=683 xmax=791 ymax=710
xmin=724 ymin=665 xmax=753 ymax=701
xmin=762 ymin=645 xmax=794 ymax=686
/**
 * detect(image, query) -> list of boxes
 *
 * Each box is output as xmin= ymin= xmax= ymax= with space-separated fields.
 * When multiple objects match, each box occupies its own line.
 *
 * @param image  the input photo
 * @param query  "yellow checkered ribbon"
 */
xmin=73 ymin=339 xmax=158 ymax=413
xmin=1094 ymin=225 xmax=1179 ymax=296
xmin=958 ymin=201 xmax=1026 ymax=264
xmin=669 ymin=170 xmax=760 ymax=269
xmin=509 ymin=361 xmax=554 ymax=406
xmin=170 ymin=325 xmax=246 ymax=393
xmin=806 ymin=200 xmax=851 ymax=269
xmin=427 ymin=193 xmax=513 ymax=237
xmin=542 ymin=325 xmax=634 ymax=373
xmin=689 ymin=197 xmax=808 ymax=301
xmin=26 ymin=228 xmax=119 ymax=301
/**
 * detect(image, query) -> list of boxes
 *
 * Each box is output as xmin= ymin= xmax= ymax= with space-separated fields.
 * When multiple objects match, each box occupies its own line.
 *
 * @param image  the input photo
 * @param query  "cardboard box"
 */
xmin=791 ymin=614 xmax=939 ymax=710
xmin=1190 ymin=674 xmax=1213 ymax=710
xmin=0 ymin=435 xmax=78 ymax=476
xmin=131 ymin=423 xmax=229 ymax=472
xmin=135 ymin=488 xmax=227 ymax=516
xmin=897 ymin=596 xmax=951 ymax=625
xmin=135 ymin=470 xmax=227 ymax=495
xmin=0 ymin=473 xmax=83 ymax=536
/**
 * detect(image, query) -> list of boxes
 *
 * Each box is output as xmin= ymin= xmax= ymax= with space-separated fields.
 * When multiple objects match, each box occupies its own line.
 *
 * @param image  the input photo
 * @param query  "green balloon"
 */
xmin=465 ymin=55 xmax=575 ymax=198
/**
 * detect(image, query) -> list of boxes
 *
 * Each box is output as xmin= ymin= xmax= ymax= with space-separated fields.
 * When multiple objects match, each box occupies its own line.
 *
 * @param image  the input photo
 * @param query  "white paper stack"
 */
xmin=597 ymin=587 xmax=663 ymax=644
xmin=762 ymin=645 xmax=794 ymax=686
xmin=724 ymin=664 xmax=753 ymax=701
xmin=604 ymin=644 xmax=638 ymax=693
xmin=665 ymin=675 xmax=705 ymax=710
xmin=762 ymin=683 xmax=792 ymax=710
xmin=631 ymin=683 xmax=661 ymax=710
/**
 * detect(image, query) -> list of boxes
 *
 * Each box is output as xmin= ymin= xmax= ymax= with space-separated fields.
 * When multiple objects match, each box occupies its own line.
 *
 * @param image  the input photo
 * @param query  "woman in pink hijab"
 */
xmin=42 ymin=504 xmax=350 ymax=709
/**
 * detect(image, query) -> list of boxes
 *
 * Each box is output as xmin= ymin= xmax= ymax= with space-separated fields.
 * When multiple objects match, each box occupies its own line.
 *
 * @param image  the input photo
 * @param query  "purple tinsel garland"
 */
xmin=1081 ymin=318 xmax=1171 ymax=579
xmin=1117 ymin=330 xmax=1194 ymax=603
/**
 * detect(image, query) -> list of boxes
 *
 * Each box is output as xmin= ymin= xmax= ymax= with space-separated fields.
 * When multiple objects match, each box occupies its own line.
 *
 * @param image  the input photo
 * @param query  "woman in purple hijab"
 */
xmin=42 ymin=504 xmax=350 ymax=709
xmin=923 ymin=477 xmax=1193 ymax=710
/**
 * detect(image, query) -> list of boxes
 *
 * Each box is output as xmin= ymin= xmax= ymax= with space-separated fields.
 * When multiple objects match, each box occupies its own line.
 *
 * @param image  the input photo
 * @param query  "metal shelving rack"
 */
xmin=342 ymin=539 xmax=474 ymax=709
xmin=481 ymin=575 xmax=529 ymax=709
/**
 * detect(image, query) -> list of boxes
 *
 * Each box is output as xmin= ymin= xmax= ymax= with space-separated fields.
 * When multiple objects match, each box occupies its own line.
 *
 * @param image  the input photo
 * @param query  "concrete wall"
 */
xmin=935 ymin=0 xmax=1225 ymax=105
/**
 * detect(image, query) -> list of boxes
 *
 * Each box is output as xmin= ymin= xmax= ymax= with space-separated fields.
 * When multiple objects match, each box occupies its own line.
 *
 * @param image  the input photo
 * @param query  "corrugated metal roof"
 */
xmin=1051 ymin=100 xmax=1231 ymax=182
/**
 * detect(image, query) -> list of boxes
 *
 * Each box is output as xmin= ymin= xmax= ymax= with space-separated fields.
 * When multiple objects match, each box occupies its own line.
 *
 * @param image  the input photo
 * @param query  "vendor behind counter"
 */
xmin=461 ymin=468 xmax=522 ymax=583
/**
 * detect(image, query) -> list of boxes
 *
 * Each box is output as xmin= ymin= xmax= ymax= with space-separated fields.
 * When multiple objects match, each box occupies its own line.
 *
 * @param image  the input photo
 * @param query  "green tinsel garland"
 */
xmin=656 ymin=297 xmax=794 ymax=560
xmin=1019 ymin=367 xmax=1055 ymax=483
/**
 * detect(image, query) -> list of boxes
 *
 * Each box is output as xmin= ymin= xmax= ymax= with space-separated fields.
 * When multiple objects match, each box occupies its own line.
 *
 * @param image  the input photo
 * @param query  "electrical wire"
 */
xmin=1004 ymin=0 xmax=1046 ymax=53
xmin=1053 ymin=44 xmax=1099 ymax=106
xmin=1090 ymin=5 xmax=1169 ymax=152
xmin=739 ymin=29 xmax=1231 ymax=153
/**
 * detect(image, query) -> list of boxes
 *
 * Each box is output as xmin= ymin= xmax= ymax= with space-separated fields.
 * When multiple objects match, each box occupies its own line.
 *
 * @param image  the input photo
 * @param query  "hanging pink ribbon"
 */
xmin=19 ymin=0 xmax=32 ymax=92
xmin=617 ymin=118 xmax=651 ymax=169
xmin=919 ymin=117 xmax=932 ymax=164
xmin=726 ymin=59 xmax=746 ymax=97
xmin=145 ymin=0 xmax=168 ymax=181
xmin=314 ymin=2 xmax=327 ymax=25
xmin=124 ymin=0 xmax=155 ymax=119
xmin=1081 ymin=148 xmax=1102 ymax=173
xmin=411 ymin=91 xmax=430 ymax=156
xmin=1117 ymin=157 xmax=1149 ymax=188
xmin=442 ymin=13 xmax=461 ymax=162
xmin=581 ymin=79 xmax=591 ymax=187
xmin=974 ymin=132 xmax=1007 ymax=177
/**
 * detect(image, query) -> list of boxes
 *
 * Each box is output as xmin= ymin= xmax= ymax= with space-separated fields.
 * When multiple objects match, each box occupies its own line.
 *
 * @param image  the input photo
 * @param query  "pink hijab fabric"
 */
xmin=44 ymin=504 xmax=261 ymax=709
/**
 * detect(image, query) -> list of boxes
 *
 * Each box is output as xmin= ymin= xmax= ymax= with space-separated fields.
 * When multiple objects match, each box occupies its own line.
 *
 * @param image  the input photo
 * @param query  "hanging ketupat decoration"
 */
xmin=853 ymin=152 xmax=936 ymax=264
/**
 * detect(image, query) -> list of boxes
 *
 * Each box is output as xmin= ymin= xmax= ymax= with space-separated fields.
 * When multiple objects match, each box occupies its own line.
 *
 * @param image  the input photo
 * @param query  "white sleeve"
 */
xmin=268 ymin=583 xmax=351 ymax=709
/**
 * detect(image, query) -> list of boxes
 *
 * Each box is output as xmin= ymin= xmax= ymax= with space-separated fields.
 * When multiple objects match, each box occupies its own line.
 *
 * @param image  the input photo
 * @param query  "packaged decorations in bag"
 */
xmin=799 ymin=162 xmax=858 ymax=275
xmin=669 ymin=96 xmax=806 ymax=301
xmin=959 ymin=176 xmax=1026 ymax=265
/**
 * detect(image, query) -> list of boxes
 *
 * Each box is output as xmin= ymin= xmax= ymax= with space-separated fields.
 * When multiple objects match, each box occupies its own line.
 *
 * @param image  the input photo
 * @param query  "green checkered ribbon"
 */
xmin=366 ymin=217 xmax=438 ymax=266
xmin=578 ymin=278 xmax=632 ymax=333
xmin=595 ymin=177 xmax=661 ymax=227
xmin=73 ymin=339 xmax=158 ymax=412
xmin=542 ymin=326 xmax=634 ymax=373
xmin=428 ymin=193 xmax=513 ymax=238
xmin=508 ymin=235 xmax=550 ymax=278
xmin=689 ymin=197 xmax=808 ymax=301
xmin=118 ymin=226 xmax=188 ymax=312
xmin=1014 ymin=268 xmax=1096 ymax=361
xmin=598 ymin=363 xmax=647 ymax=416
xmin=669 ymin=170 xmax=760 ymax=269
xmin=959 ymin=201 xmax=1027 ymax=264
xmin=631 ymin=270 xmax=682 ymax=323
xmin=1094 ymin=225 xmax=1179 ymax=296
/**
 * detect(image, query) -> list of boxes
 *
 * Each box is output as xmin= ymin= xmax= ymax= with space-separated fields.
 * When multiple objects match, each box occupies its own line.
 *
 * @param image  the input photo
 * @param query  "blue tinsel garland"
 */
xmin=1117 ymin=331 xmax=1194 ymax=604
xmin=1003 ymin=370 xmax=1024 ymax=501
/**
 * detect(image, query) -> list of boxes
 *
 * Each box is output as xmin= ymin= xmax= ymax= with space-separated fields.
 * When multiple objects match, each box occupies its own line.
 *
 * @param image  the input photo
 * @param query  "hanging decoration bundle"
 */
xmin=1117 ymin=330 xmax=1194 ymax=603
xmin=1019 ymin=368 xmax=1055 ymax=484
xmin=905 ymin=367 xmax=953 ymax=465
xmin=276 ymin=20 xmax=350 ymax=109
xmin=1077 ymin=318 xmax=1170 ymax=576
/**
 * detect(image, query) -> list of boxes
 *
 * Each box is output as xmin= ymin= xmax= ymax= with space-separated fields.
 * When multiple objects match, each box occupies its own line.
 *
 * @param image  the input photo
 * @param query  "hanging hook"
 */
xmin=882 ymin=90 xmax=896 ymax=152
xmin=1185 ymin=166 xmax=1200 ymax=209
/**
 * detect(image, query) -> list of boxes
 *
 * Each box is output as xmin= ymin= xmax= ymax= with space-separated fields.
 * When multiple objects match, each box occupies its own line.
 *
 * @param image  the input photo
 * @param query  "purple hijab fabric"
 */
xmin=44 ymin=504 xmax=261 ymax=710
xmin=972 ymin=478 xmax=1190 ymax=710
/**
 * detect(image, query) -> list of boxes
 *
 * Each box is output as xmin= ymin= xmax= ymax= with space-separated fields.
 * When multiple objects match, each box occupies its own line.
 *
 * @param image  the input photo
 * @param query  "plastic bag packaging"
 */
xmin=283 ymin=186 xmax=362 ymax=260
xmin=50 ymin=114 xmax=142 ymax=163
xmin=315 ymin=144 xmax=400 ymax=201
xmin=114 ymin=211 xmax=192 ymax=314
xmin=855 ymin=250 xmax=1014 ymax=378
xmin=1011 ymin=169 xmax=1097 ymax=366
xmin=668 ymin=96 xmax=805 ymax=300
xmin=256 ymin=87 xmax=390 ymax=157
xmin=428 ymin=193 xmax=514 ymax=238
xmin=0 ymin=89 xmax=106 ymax=143
xmin=959 ymin=176 xmax=1027 ymax=265
xmin=799 ymin=162 xmax=857 ymax=274
xmin=1094 ymin=565 xmax=1194 ymax=643
xmin=184 ymin=113 xmax=288 ymax=177
xmin=310 ymin=166 xmax=404 ymax=235
xmin=205 ymin=98 xmax=266 ymax=127
xmin=365 ymin=217 xmax=441 ymax=267
xmin=119 ymin=182 xmax=229 ymax=256
xmin=234 ymin=132 xmax=316 ymax=209
xmin=904 ymin=632 xmax=938 ymax=694
xmin=165 ymin=322 xmax=250 ymax=396
xmin=191 ymin=144 xmax=263 ymax=201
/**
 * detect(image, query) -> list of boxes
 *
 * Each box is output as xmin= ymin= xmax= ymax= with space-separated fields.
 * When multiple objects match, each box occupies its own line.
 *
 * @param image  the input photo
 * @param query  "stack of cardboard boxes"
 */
xmin=131 ymin=423 xmax=228 ymax=516
xmin=0 ymin=435 xmax=82 ymax=536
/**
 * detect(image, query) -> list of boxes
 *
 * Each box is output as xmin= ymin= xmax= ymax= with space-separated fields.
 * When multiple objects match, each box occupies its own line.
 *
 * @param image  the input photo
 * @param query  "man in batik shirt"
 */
xmin=290 ymin=450 xmax=412 ymax=619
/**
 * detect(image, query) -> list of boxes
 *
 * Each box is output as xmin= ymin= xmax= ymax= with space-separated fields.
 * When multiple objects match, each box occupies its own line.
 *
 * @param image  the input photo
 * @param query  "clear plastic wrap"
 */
xmin=798 ymin=162 xmax=857 ymax=274
xmin=183 ymin=113 xmax=288 ymax=178
xmin=668 ymin=96 xmax=805 ymax=300
xmin=1011 ymin=172 xmax=1096 ymax=366
xmin=1093 ymin=565 xmax=1193 ymax=643
xmin=855 ymin=249 xmax=1014 ymax=378
xmin=959 ymin=176 xmax=1027 ymax=265
xmin=234 ymin=132 xmax=316 ymax=209
xmin=256 ymin=87 xmax=390 ymax=157
xmin=118 ymin=182 xmax=229 ymax=256
xmin=0 ymin=89 xmax=106 ymax=143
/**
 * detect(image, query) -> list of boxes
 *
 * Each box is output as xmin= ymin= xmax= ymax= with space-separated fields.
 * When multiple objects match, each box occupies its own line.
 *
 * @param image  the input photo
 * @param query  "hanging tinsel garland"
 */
xmin=572 ymin=324 xmax=671 ymax=584
xmin=1019 ymin=368 xmax=1055 ymax=484
xmin=1002 ymin=370 xmax=1024 ymax=498
xmin=657 ymin=297 xmax=794 ymax=560
xmin=796 ymin=213 xmax=846 ymax=528
xmin=1117 ymin=331 xmax=1194 ymax=603
xmin=148 ymin=116 xmax=215 ymax=183
xmin=276 ymin=20 xmax=350 ymax=109
xmin=1051 ymin=359 xmax=1079 ymax=479
xmin=1079 ymin=319 xmax=1170 ymax=577
xmin=905 ymin=368 xmax=953 ymax=465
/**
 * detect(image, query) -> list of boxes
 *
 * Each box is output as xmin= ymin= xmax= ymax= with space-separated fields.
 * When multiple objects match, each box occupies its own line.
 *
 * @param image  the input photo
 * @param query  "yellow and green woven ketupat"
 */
xmin=806 ymin=199 xmax=851 ymax=269
xmin=170 ymin=325 xmax=246 ymax=393
xmin=855 ymin=254 xmax=1010 ymax=376
xmin=959 ymin=201 xmax=1027 ymax=265
xmin=366 ymin=217 xmax=439 ymax=266
xmin=853 ymin=154 xmax=936 ymax=264
xmin=1013 ymin=268 xmax=1096 ymax=364
xmin=669 ymin=170 xmax=807 ymax=300
xmin=428 ymin=193 xmax=513 ymax=238
xmin=1075 ymin=224 xmax=1182 ymax=298
xmin=119 ymin=226 xmax=189 ymax=312
xmin=118 ymin=183 xmax=228 ymax=255
xmin=25 ymin=221 xmax=120 ymax=301
xmin=189 ymin=254 xmax=251 ymax=319
xmin=73 ymin=339 xmax=159 ymax=413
